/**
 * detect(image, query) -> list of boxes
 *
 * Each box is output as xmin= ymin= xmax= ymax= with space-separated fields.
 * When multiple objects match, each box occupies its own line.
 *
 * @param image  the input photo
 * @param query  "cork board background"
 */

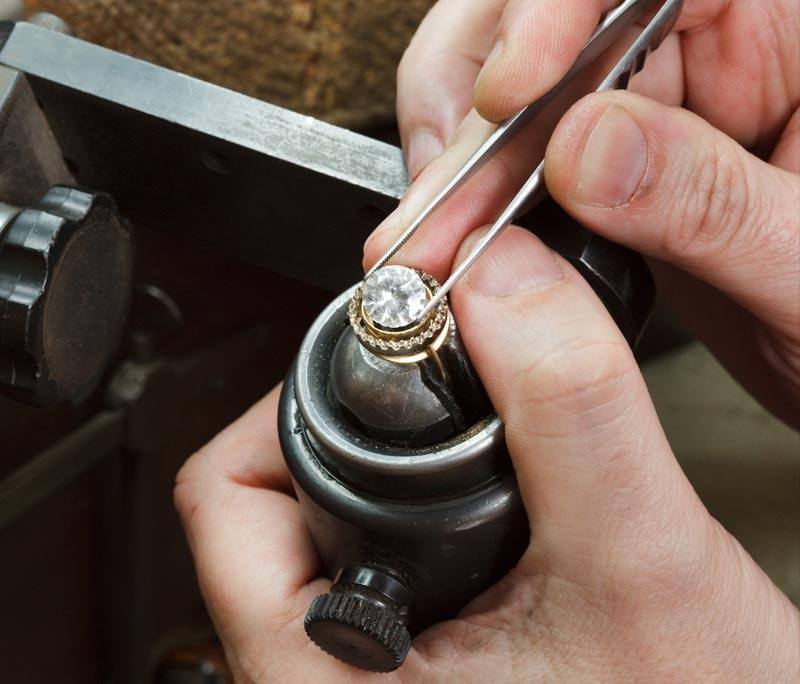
xmin=25 ymin=0 xmax=435 ymax=128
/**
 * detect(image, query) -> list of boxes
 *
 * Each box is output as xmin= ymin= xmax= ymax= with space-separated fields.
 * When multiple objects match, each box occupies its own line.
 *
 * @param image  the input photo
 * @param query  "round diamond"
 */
xmin=362 ymin=265 xmax=428 ymax=330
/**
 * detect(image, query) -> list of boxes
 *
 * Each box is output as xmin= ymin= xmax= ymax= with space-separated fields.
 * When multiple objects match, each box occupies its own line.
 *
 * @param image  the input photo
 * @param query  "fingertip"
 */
xmin=473 ymin=0 xmax=607 ymax=123
xmin=547 ymin=90 xmax=661 ymax=213
xmin=450 ymin=227 xmax=569 ymax=413
xmin=473 ymin=41 xmax=517 ymax=123
xmin=545 ymin=93 xmax=618 ymax=205
xmin=473 ymin=39 xmax=553 ymax=123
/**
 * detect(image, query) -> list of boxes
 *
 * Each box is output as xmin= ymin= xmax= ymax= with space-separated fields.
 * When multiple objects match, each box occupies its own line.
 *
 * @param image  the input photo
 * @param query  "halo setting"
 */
xmin=349 ymin=266 xmax=450 ymax=360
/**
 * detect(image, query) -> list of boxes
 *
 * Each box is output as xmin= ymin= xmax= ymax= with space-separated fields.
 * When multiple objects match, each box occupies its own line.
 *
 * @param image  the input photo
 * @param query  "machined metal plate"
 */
xmin=0 ymin=21 xmax=407 ymax=291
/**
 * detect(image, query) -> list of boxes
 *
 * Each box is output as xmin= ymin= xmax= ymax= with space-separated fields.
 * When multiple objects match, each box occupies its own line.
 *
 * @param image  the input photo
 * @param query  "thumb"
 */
xmin=545 ymin=91 xmax=800 ymax=340
xmin=451 ymin=227 xmax=707 ymax=577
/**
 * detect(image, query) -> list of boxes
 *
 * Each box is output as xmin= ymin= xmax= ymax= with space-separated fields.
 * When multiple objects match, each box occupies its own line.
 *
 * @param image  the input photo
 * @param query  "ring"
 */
xmin=349 ymin=265 xmax=451 ymax=362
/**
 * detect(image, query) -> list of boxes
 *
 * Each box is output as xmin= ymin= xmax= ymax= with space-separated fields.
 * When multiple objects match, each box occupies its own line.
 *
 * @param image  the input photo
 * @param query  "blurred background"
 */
xmin=0 ymin=2 xmax=797 ymax=683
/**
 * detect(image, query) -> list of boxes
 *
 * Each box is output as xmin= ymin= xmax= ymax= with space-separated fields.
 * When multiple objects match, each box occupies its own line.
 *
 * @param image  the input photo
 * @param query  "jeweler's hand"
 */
xmin=174 ymin=232 xmax=799 ymax=682
xmin=173 ymin=2 xmax=799 ymax=681
xmin=365 ymin=0 xmax=800 ymax=426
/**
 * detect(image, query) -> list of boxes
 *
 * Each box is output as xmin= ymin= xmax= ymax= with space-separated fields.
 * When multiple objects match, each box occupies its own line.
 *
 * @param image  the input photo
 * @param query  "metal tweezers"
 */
xmin=366 ymin=0 xmax=684 ymax=321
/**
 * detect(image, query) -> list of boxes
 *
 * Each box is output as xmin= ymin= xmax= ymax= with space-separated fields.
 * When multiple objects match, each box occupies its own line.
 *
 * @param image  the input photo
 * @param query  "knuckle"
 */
xmin=510 ymin=326 xmax=637 ymax=432
xmin=172 ymin=449 xmax=208 ymax=524
xmin=664 ymin=142 xmax=752 ymax=262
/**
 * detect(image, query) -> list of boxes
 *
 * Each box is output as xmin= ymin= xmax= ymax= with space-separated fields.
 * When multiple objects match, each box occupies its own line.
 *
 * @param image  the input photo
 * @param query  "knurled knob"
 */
xmin=0 ymin=186 xmax=133 ymax=405
xmin=304 ymin=589 xmax=412 ymax=673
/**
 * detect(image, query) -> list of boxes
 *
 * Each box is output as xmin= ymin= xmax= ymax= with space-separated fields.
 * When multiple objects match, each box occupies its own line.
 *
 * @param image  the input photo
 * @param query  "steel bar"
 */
xmin=0 ymin=21 xmax=407 ymax=291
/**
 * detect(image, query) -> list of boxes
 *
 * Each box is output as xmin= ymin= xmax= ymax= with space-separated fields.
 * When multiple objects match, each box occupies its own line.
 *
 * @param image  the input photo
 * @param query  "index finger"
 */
xmin=397 ymin=0 xmax=506 ymax=178
xmin=474 ymin=0 xmax=615 ymax=121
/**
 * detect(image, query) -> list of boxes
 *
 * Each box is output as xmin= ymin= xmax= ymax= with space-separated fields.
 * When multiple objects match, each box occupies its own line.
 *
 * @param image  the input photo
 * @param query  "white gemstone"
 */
xmin=362 ymin=265 xmax=428 ymax=330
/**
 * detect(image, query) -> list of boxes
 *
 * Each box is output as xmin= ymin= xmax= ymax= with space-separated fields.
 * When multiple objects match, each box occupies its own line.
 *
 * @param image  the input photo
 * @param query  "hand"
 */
xmin=175 ymin=2 xmax=800 ymax=680
xmin=175 ymin=227 xmax=799 ymax=681
xmin=369 ymin=0 xmax=800 ymax=426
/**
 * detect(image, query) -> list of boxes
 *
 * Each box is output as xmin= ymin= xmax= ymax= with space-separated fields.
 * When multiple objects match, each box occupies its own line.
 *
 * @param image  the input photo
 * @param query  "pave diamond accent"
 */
xmin=362 ymin=265 xmax=427 ymax=330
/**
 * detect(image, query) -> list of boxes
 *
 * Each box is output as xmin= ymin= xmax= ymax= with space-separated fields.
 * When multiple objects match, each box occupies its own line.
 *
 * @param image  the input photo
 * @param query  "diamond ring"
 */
xmin=349 ymin=265 xmax=451 ymax=362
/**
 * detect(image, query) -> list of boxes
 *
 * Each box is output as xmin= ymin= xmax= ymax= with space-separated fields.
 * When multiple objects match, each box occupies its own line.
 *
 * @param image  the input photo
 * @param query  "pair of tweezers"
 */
xmin=366 ymin=0 xmax=683 ymax=321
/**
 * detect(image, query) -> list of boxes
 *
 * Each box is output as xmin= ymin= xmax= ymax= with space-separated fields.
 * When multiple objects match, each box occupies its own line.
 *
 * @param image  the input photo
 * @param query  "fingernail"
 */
xmin=407 ymin=128 xmax=444 ymax=179
xmin=576 ymin=105 xmax=648 ymax=207
xmin=459 ymin=228 xmax=564 ymax=297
